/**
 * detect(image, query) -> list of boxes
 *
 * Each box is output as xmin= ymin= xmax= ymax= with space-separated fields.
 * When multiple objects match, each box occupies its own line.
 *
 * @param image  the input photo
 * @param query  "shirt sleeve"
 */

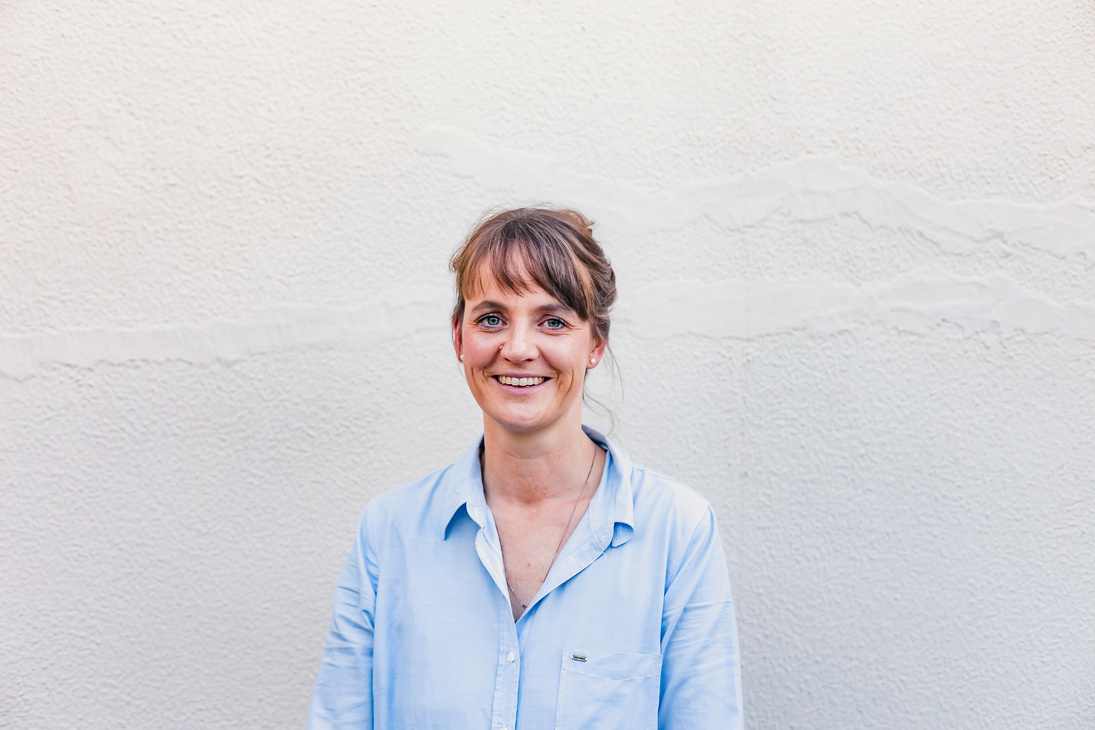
xmin=309 ymin=508 xmax=379 ymax=730
xmin=658 ymin=506 xmax=744 ymax=730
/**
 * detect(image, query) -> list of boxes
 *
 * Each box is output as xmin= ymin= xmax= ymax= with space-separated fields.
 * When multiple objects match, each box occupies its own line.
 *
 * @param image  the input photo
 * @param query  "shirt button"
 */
xmin=506 ymin=651 xmax=515 ymax=663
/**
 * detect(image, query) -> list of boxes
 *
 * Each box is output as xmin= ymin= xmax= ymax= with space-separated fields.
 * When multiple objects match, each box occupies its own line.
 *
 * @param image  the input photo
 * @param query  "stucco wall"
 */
xmin=2 ymin=2 xmax=1093 ymax=728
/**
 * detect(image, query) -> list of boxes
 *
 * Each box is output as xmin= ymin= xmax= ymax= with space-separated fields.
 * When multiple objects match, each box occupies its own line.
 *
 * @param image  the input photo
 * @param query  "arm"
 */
xmin=309 ymin=509 xmax=379 ymax=730
xmin=659 ymin=506 xmax=743 ymax=730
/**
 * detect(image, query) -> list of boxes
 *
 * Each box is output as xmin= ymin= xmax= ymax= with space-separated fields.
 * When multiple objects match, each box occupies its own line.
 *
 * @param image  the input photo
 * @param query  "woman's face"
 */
xmin=453 ymin=265 xmax=605 ymax=438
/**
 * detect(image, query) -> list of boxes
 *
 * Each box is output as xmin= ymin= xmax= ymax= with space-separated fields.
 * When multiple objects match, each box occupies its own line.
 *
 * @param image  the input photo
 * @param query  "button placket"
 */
xmin=490 ymin=600 xmax=520 ymax=730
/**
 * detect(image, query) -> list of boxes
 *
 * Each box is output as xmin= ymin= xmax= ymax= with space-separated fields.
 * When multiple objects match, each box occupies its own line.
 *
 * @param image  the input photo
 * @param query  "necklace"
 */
xmin=504 ymin=445 xmax=599 ymax=615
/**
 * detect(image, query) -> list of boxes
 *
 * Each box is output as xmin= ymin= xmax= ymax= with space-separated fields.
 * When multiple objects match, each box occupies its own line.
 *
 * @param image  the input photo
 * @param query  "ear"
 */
xmin=587 ymin=336 xmax=607 ymax=369
xmin=452 ymin=317 xmax=464 ymax=363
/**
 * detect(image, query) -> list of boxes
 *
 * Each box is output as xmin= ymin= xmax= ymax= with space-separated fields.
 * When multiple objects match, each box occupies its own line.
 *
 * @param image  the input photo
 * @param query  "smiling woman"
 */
xmin=309 ymin=208 xmax=743 ymax=729
xmin=453 ymin=212 xmax=608 ymax=441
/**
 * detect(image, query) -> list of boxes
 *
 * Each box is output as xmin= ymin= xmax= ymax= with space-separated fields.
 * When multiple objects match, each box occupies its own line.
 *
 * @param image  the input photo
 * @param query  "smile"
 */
xmin=495 ymin=376 xmax=547 ymax=387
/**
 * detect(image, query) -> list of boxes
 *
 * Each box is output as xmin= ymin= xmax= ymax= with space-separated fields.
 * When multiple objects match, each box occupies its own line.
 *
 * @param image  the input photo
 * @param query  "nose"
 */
xmin=500 ymin=321 xmax=536 ymax=362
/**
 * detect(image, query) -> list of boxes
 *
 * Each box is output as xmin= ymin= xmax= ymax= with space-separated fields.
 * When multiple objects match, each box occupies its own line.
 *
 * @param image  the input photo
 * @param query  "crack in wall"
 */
xmin=418 ymin=126 xmax=1095 ymax=261
xmin=3 ymin=270 xmax=1092 ymax=379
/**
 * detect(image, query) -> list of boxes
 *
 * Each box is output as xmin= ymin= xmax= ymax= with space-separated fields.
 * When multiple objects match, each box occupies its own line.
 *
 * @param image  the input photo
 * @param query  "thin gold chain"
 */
xmin=504 ymin=445 xmax=599 ymax=613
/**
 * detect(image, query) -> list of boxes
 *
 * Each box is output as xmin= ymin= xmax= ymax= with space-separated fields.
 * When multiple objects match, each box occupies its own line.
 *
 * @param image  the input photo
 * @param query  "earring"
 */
xmin=589 ymin=357 xmax=596 ymax=365
xmin=459 ymin=354 xmax=464 ymax=362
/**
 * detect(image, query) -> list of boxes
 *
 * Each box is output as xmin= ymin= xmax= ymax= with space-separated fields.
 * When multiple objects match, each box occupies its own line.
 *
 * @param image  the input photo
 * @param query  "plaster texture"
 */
xmin=2 ymin=2 xmax=1094 ymax=728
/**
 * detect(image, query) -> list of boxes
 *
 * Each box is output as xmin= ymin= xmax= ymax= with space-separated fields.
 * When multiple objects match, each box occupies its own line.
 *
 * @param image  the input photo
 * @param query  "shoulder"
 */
xmin=354 ymin=461 xmax=462 ymax=540
xmin=594 ymin=427 xmax=715 ymax=536
xmin=619 ymin=461 xmax=725 ymax=582
xmin=628 ymin=463 xmax=715 ymax=533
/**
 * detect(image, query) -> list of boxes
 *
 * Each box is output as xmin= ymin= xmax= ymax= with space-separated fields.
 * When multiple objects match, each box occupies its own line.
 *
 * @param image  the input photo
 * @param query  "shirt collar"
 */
xmin=441 ymin=426 xmax=636 ymax=548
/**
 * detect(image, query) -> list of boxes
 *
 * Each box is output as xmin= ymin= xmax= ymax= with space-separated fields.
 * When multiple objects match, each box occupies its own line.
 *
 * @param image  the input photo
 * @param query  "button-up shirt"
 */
xmin=309 ymin=427 xmax=742 ymax=729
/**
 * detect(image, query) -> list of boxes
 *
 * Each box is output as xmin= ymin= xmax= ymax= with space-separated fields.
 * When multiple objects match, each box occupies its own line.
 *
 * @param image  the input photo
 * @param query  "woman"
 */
xmin=310 ymin=208 xmax=742 ymax=729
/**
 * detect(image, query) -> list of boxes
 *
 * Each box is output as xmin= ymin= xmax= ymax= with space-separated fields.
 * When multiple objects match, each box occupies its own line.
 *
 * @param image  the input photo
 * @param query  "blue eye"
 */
xmin=478 ymin=314 xmax=502 ymax=328
xmin=544 ymin=317 xmax=567 ymax=330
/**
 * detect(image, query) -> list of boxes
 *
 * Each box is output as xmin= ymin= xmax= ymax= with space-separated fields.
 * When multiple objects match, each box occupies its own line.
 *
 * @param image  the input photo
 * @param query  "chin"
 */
xmin=485 ymin=406 xmax=561 ymax=435
xmin=491 ymin=415 xmax=550 ymax=434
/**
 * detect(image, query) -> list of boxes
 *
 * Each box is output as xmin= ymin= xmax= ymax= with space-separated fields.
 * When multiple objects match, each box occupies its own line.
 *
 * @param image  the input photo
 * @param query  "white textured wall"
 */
xmin=3 ymin=2 xmax=1093 ymax=728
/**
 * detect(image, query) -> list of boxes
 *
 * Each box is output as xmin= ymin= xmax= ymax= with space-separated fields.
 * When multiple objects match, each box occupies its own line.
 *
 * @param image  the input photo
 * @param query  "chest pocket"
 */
xmin=555 ymin=650 xmax=662 ymax=730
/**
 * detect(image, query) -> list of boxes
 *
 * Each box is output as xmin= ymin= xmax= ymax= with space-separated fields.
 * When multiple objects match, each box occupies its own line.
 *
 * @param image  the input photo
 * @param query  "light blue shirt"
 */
xmin=310 ymin=427 xmax=742 ymax=729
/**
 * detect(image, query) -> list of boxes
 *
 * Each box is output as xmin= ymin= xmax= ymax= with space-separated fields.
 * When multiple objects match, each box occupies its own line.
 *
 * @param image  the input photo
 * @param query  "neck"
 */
xmin=481 ymin=417 xmax=598 ymax=506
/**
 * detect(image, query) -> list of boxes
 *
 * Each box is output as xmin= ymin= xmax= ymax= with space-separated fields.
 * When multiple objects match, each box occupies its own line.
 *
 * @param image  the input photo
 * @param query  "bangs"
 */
xmin=450 ymin=207 xmax=615 ymax=345
xmin=458 ymin=217 xmax=595 ymax=322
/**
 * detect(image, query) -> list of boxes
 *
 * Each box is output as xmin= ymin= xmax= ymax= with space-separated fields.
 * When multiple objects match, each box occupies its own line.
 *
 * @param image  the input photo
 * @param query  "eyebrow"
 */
xmin=469 ymin=300 xmax=576 ymax=317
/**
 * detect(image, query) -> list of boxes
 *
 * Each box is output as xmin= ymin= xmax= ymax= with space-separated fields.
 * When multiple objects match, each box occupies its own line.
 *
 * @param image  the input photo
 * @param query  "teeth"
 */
xmin=499 ymin=376 xmax=545 ymax=387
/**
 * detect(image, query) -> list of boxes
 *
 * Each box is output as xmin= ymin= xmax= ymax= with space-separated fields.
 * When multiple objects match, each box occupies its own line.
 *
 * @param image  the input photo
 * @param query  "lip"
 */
xmin=492 ymin=374 xmax=550 ymax=389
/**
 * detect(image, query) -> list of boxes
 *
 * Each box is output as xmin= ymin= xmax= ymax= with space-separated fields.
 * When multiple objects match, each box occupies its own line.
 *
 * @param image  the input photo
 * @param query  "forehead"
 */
xmin=466 ymin=262 xmax=554 ymax=304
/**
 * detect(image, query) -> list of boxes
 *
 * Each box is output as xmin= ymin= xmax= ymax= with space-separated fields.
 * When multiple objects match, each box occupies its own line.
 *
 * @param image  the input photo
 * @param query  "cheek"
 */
xmin=464 ymin=337 xmax=499 ymax=368
xmin=561 ymin=361 xmax=588 ymax=387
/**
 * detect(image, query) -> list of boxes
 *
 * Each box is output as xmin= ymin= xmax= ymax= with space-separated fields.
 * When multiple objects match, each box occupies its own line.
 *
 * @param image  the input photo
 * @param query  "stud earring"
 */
xmin=589 ymin=357 xmax=596 ymax=365
xmin=459 ymin=354 xmax=464 ymax=362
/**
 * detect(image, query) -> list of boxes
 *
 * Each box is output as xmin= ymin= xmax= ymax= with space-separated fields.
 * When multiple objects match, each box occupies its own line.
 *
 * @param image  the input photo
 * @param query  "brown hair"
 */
xmin=450 ymin=207 xmax=617 ymax=345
